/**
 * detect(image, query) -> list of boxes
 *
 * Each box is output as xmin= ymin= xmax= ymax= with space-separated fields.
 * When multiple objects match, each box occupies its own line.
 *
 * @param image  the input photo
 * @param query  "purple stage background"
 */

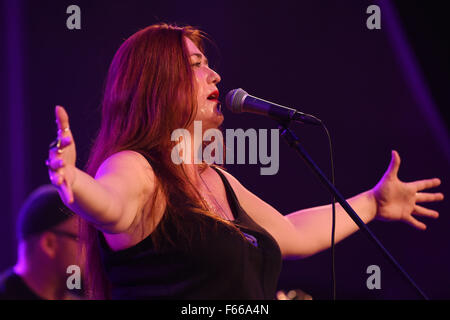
xmin=0 ymin=0 xmax=448 ymax=299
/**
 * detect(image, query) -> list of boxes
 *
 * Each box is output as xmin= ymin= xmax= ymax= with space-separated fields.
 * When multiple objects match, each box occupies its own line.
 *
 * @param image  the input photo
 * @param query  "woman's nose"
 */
xmin=208 ymin=67 xmax=221 ymax=85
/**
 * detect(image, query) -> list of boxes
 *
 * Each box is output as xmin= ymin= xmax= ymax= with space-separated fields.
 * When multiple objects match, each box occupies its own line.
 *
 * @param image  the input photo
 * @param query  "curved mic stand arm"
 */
xmin=277 ymin=120 xmax=429 ymax=300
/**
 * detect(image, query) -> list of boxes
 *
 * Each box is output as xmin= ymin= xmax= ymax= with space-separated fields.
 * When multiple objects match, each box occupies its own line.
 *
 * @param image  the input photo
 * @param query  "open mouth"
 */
xmin=207 ymin=90 xmax=219 ymax=101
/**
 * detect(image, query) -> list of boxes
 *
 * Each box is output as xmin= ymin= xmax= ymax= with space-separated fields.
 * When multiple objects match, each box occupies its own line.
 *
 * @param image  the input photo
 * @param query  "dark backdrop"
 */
xmin=1 ymin=0 xmax=448 ymax=299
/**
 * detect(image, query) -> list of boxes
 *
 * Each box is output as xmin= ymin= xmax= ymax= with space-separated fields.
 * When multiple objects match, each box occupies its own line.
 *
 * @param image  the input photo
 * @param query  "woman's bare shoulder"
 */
xmin=99 ymin=150 xmax=152 ymax=168
xmin=96 ymin=150 xmax=155 ymax=181
xmin=94 ymin=150 xmax=158 ymax=235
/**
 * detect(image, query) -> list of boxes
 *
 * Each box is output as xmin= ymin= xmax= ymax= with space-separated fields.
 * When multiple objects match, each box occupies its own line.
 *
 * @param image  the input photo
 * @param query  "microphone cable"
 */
xmin=318 ymin=122 xmax=337 ymax=301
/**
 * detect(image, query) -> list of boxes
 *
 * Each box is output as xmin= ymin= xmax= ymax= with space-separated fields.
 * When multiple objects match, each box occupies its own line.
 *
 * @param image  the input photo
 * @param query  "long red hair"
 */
xmin=81 ymin=23 xmax=237 ymax=299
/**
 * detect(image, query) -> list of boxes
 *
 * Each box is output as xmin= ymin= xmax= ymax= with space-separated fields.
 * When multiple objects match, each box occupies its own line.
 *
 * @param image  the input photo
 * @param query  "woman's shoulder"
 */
xmin=97 ymin=150 xmax=154 ymax=175
xmin=105 ymin=150 xmax=152 ymax=165
xmin=94 ymin=150 xmax=159 ymax=236
xmin=95 ymin=150 xmax=157 ymax=192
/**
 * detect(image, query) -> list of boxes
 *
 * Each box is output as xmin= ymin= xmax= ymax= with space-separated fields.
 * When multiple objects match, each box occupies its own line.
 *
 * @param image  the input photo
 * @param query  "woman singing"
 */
xmin=46 ymin=23 xmax=443 ymax=299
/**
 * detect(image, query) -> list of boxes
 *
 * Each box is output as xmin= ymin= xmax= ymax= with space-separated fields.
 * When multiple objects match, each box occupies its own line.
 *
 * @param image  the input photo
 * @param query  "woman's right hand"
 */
xmin=47 ymin=105 xmax=77 ymax=204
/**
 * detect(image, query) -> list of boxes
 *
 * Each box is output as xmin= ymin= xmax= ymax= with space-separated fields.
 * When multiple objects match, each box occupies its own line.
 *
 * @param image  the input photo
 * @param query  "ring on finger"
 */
xmin=57 ymin=127 xmax=70 ymax=135
xmin=49 ymin=137 xmax=64 ymax=154
xmin=49 ymin=138 xmax=62 ymax=149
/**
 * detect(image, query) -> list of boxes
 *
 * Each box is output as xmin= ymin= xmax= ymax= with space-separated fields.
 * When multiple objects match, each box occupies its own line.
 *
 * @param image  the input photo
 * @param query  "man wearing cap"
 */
xmin=0 ymin=185 xmax=83 ymax=300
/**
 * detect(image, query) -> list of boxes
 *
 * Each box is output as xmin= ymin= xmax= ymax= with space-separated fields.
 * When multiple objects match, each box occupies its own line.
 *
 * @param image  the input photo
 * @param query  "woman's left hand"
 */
xmin=372 ymin=150 xmax=444 ymax=230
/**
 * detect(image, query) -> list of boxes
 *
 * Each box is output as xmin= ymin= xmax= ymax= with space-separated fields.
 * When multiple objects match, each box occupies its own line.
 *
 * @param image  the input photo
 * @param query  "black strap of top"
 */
xmin=210 ymin=166 xmax=237 ymax=199
xmin=211 ymin=166 xmax=262 ymax=247
xmin=210 ymin=166 xmax=244 ymax=220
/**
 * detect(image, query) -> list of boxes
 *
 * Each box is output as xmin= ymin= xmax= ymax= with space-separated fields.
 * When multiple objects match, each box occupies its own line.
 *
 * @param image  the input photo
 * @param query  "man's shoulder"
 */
xmin=0 ymin=268 xmax=17 ymax=299
xmin=0 ymin=268 xmax=42 ymax=300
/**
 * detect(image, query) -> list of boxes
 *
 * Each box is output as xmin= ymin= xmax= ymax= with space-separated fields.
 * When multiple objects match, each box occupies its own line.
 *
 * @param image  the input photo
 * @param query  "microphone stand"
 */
xmin=277 ymin=121 xmax=429 ymax=300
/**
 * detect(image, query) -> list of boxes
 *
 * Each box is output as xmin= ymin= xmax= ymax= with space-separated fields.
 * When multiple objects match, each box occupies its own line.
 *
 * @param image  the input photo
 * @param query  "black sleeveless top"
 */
xmin=98 ymin=165 xmax=282 ymax=300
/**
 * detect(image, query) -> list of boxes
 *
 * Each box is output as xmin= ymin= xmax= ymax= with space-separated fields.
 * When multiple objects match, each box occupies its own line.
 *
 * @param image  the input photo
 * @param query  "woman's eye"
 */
xmin=192 ymin=62 xmax=202 ymax=67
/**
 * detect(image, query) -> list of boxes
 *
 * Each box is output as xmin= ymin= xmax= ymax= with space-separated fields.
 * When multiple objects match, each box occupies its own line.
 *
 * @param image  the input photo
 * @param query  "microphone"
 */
xmin=225 ymin=88 xmax=322 ymax=125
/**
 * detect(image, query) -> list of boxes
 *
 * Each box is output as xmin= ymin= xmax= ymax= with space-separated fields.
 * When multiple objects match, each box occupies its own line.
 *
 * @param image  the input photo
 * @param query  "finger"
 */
xmin=59 ymin=136 xmax=72 ymax=148
xmin=405 ymin=215 xmax=427 ymax=230
xmin=50 ymin=136 xmax=72 ymax=152
xmin=48 ymin=170 xmax=74 ymax=203
xmin=58 ymin=128 xmax=73 ymax=143
xmin=55 ymin=105 xmax=70 ymax=133
xmin=48 ymin=169 xmax=64 ymax=186
xmin=48 ymin=147 xmax=63 ymax=162
xmin=416 ymin=192 xmax=444 ymax=203
xmin=386 ymin=150 xmax=401 ymax=178
xmin=410 ymin=178 xmax=441 ymax=192
xmin=276 ymin=291 xmax=288 ymax=300
xmin=46 ymin=157 xmax=65 ymax=171
xmin=413 ymin=204 xmax=439 ymax=219
xmin=48 ymin=137 xmax=72 ymax=157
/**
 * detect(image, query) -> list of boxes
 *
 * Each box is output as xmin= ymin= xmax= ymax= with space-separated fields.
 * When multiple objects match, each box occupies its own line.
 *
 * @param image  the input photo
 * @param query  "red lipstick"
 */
xmin=207 ymin=90 xmax=220 ymax=101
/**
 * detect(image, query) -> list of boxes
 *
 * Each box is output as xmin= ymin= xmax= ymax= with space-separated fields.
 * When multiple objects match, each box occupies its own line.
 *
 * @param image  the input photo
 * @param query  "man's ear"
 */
xmin=39 ymin=232 xmax=58 ymax=259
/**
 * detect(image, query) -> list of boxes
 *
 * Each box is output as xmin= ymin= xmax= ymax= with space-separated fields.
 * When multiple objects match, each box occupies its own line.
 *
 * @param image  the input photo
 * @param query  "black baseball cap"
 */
xmin=16 ymin=185 xmax=75 ymax=241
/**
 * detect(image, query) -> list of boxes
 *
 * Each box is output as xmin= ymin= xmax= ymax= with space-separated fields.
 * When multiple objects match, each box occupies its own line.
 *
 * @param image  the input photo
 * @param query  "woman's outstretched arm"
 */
xmin=47 ymin=106 xmax=154 ymax=233
xmin=219 ymin=151 xmax=443 ymax=259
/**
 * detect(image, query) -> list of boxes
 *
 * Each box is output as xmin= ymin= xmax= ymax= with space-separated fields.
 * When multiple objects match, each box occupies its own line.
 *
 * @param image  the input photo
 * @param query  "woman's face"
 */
xmin=185 ymin=37 xmax=223 ymax=130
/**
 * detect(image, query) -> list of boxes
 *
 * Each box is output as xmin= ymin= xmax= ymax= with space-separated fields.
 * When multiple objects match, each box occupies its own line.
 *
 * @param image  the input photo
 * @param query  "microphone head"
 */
xmin=225 ymin=88 xmax=248 ymax=113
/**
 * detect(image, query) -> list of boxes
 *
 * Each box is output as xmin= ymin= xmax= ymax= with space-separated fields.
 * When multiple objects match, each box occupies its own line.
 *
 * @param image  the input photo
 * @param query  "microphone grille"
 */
xmin=225 ymin=88 xmax=248 ymax=113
